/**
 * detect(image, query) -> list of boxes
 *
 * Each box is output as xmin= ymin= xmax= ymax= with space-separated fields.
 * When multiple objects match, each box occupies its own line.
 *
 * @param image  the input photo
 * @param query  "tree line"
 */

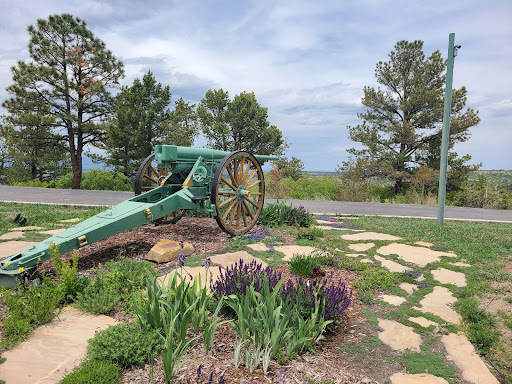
xmin=0 ymin=14 xmax=287 ymax=189
xmin=1 ymin=14 xmax=482 ymax=202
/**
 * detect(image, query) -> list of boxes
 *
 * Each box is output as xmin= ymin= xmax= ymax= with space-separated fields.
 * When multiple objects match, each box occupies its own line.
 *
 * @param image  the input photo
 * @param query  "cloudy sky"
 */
xmin=0 ymin=0 xmax=511 ymax=171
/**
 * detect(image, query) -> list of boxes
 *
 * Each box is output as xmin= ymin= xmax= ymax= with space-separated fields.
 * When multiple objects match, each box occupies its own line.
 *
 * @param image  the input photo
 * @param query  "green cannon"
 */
xmin=0 ymin=145 xmax=277 ymax=288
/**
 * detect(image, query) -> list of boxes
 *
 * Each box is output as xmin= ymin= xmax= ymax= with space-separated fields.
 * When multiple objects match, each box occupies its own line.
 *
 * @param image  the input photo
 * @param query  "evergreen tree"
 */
xmin=2 ymin=14 xmax=124 ymax=189
xmin=346 ymin=40 xmax=480 ymax=193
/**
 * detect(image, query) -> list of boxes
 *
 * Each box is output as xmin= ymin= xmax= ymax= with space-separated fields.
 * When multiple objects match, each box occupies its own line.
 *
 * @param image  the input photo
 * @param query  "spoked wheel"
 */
xmin=134 ymin=153 xmax=186 ymax=224
xmin=212 ymin=151 xmax=265 ymax=236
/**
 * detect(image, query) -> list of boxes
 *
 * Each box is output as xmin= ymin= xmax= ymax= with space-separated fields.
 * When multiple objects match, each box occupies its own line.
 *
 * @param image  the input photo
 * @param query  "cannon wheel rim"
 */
xmin=212 ymin=151 xmax=265 ymax=236
xmin=134 ymin=152 xmax=186 ymax=224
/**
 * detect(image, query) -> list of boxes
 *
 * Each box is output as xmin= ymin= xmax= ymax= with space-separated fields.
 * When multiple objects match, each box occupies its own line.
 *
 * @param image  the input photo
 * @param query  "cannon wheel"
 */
xmin=212 ymin=151 xmax=265 ymax=236
xmin=134 ymin=153 xmax=186 ymax=224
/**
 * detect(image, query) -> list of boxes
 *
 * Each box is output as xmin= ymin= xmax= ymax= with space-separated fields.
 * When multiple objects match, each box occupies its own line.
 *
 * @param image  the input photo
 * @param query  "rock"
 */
xmin=377 ymin=318 xmax=422 ymax=352
xmin=146 ymin=239 xmax=194 ymax=263
xmin=389 ymin=372 xmax=448 ymax=384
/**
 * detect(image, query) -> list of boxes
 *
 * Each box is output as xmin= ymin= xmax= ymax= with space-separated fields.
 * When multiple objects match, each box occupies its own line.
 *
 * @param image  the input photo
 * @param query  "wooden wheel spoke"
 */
xmin=218 ymin=190 xmax=236 ymax=195
xmin=218 ymin=196 xmax=236 ymax=209
xmin=245 ymin=196 xmax=260 ymax=209
xmin=149 ymin=164 xmax=160 ymax=178
xmin=247 ymin=179 xmax=261 ymax=190
xmin=246 ymin=169 xmax=258 ymax=185
xmin=243 ymin=200 xmax=254 ymax=220
xmin=221 ymin=177 xmax=237 ymax=191
xmin=233 ymin=159 xmax=239 ymax=185
xmin=236 ymin=204 xmax=241 ymax=229
xmin=239 ymin=157 xmax=245 ymax=183
xmin=141 ymin=186 xmax=153 ymax=190
xmin=143 ymin=174 xmax=158 ymax=184
xmin=222 ymin=200 xmax=238 ymax=221
xmin=242 ymin=159 xmax=252 ymax=183
xmin=226 ymin=166 xmax=238 ymax=187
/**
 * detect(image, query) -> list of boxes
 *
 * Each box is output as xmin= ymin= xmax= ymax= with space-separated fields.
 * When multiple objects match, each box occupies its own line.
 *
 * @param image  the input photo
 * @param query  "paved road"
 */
xmin=1 ymin=185 xmax=511 ymax=223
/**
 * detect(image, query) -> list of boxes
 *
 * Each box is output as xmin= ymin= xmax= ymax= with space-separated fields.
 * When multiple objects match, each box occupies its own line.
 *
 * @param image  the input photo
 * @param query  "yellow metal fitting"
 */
xmin=144 ymin=208 xmax=153 ymax=219
xmin=78 ymin=235 xmax=88 ymax=247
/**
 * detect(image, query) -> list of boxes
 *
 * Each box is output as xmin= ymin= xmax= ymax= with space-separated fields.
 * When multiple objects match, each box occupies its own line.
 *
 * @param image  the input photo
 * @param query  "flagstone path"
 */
xmin=0 ymin=215 xmax=500 ymax=383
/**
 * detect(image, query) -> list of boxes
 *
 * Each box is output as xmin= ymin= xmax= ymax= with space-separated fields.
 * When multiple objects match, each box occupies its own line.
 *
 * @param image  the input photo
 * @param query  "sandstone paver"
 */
xmin=441 ymin=333 xmax=499 ymax=384
xmin=378 ymin=318 xmax=422 ymax=352
xmin=312 ymin=225 xmax=352 ymax=231
xmin=346 ymin=253 xmax=365 ymax=258
xmin=414 ymin=286 xmax=460 ymax=324
xmin=246 ymin=243 xmax=271 ymax=252
xmin=0 ymin=307 xmax=116 ymax=384
xmin=348 ymin=242 xmax=374 ymax=252
xmin=40 ymin=228 xmax=67 ymax=236
xmin=399 ymin=282 xmax=417 ymax=295
xmin=450 ymin=261 xmax=471 ymax=267
xmin=377 ymin=243 xmax=456 ymax=267
xmin=379 ymin=295 xmax=407 ymax=306
xmin=408 ymin=316 xmax=438 ymax=328
xmin=0 ymin=241 xmax=39 ymax=259
xmin=431 ymin=268 xmax=466 ymax=287
xmin=390 ymin=372 xmax=448 ymax=384
xmin=9 ymin=226 xmax=43 ymax=231
xmin=316 ymin=219 xmax=338 ymax=225
xmin=273 ymin=245 xmax=316 ymax=261
xmin=361 ymin=258 xmax=373 ymax=263
xmin=414 ymin=241 xmax=434 ymax=247
xmin=59 ymin=218 xmax=81 ymax=223
xmin=209 ymin=250 xmax=268 ymax=268
xmin=0 ymin=231 xmax=25 ymax=240
xmin=374 ymin=255 xmax=406 ymax=273
xmin=341 ymin=232 xmax=402 ymax=241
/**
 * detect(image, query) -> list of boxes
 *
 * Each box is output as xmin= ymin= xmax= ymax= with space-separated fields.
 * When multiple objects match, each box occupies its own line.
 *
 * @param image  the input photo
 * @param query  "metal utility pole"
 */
xmin=437 ymin=33 xmax=459 ymax=227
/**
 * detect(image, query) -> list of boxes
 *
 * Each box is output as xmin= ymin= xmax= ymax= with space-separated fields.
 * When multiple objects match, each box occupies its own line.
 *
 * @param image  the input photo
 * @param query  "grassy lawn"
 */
xmin=0 ymin=202 xmax=510 ymax=382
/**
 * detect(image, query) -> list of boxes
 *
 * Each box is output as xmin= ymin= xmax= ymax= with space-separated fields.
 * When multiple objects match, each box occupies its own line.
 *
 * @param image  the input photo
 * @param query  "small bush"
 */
xmin=60 ymin=359 xmax=120 ymax=384
xmin=258 ymin=201 xmax=313 ymax=228
xmin=296 ymin=227 xmax=324 ymax=240
xmin=87 ymin=321 xmax=163 ymax=366
xmin=457 ymin=298 xmax=500 ymax=354
xmin=74 ymin=276 xmax=120 ymax=315
xmin=1 ymin=277 xmax=61 ymax=347
xmin=289 ymin=253 xmax=324 ymax=277
xmin=56 ymin=168 xmax=132 ymax=191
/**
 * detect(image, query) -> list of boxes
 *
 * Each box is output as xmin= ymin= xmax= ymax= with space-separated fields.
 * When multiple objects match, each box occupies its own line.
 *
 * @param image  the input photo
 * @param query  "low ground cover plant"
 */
xmin=258 ymin=201 xmax=313 ymax=228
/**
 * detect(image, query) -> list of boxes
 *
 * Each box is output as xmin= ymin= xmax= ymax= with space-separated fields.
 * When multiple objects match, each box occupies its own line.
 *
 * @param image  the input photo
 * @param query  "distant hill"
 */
xmin=469 ymin=170 xmax=512 ymax=190
xmin=304 ymin=171 xmax=337 ymax=177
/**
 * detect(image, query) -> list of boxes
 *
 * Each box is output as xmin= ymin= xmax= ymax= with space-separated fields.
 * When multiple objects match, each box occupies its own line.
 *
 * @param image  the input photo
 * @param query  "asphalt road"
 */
xmin=1 ymin=185 xmax=511 ymax=223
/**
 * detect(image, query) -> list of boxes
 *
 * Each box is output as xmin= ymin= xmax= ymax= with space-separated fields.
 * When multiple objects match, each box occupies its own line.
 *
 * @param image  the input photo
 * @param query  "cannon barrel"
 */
xmin=155 ymin=145 xmax=277 ymax=168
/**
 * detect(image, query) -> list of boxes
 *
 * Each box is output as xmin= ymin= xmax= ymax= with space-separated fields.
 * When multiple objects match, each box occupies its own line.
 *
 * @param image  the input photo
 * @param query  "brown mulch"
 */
xmin=7 ymin=217 xmax=403 ymax=383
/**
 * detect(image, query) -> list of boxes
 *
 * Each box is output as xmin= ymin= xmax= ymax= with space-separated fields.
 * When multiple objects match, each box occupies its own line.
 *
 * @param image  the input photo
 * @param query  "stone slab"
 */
xmin=379 ymin=294 xmax=407 ymax=306
xmin=377 ymin=318 xmax=421 ymax=352
xmin=346 ymin=253 xmax=365 ymax=258
xmin=390 ymin=372 xmax=448 ymax=384
xmin=0 ymin=307 xmax=117 ymax=384
xmin=209 ymin=250 xmax=268 ymax=268
xmin=273 ymin=245 xmax=316 ymax=261
xmin=246 ymin=243 xmax=271 ymax=252
xmin=40 ymin=228 xmax=67 ymax=235
xmin=146 ymin=239 xmax=194 ymax=263
xmin=408 ymin=316 xmax=438 ymax=328
xmin=9 ymin=226 xmax=43 ymax=231
xmin=414 ymin=286 xmax=460 ymax=324
xmin=0 ymin=241 xmax=39 ymax=259
xmin=361 ymin=258 xmax=373 ymax=263
xmin=316 ymin=219 xmax=338 ymax=225
xmin=312 ymin=225 xmax=350 ymax=231
xmin=0 ymin=231 xmax=25 ymax=240
xmin=400 ymin=282 xmax=418 ymax=295
xmin=348 ymin=242 xmax=374 ymax=252
xmin=432 ymin=268 xmax=466 ymax=287
xmin=341 ymin=232 xmax=402 ymax=241
xmin=59 ymin=218 xmax=80 ymax=223
xmin=377 ymin=243 xmax=456 ymax=267
xmin=450 ymin=261 xmax=471 ymax=267
xmin=414 ymin=241 xmax=434 ymax=247
xmin=374 ymin=255 xmax=406 ymax=273
xmin=441 ymin=333 xmax=499 ymax=384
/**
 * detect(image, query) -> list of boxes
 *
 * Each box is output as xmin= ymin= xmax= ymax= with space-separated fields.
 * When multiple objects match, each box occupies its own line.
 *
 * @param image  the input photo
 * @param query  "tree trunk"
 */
xmin=394 ymin=178 xmax=403 ymax=194
xmin=70 ymin=151 xmax=82 ymax=189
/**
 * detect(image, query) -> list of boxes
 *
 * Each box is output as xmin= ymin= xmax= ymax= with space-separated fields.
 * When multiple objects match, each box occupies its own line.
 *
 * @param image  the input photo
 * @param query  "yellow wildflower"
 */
xmin=19 ymin=267 xmax=24 ymax=272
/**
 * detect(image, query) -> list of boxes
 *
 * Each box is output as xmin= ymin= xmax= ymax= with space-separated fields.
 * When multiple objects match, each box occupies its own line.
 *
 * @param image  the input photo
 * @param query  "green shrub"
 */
xmin=296 ymin=226 xmax=324 ymax=240
xmin=60 ymin=359 xmax=120 ymax=384
xmin=49 ymin=244 xmax=87 ymax=304
xmin=1 ymin=277 xmax=62 ymax=348
xmin=287 ymin=175 xmax=343 ymax=200
xmin=289 ymin=253 xmax=324 ymax=277
xmin=56 ymin=168 xmax=132 ymax=191
xmin=258 ymin=201 xmax=313 ymax=228
xmin=457 ymin=298 xmax=500 ymax=354
xmin=87 ymin=321 xmax=163 ymax=366
xmin=74 ymin=276 xmax=120 ymax=315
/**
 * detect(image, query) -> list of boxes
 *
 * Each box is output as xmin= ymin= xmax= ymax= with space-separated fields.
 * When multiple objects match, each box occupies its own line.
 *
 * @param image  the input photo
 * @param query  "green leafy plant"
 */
xmin=86 ymin=321 xmax=163 ymax=367
xmin=258 ymin=201 xmax=313 ymax=228
xmin=0 ymin=276 xmax=61 ymax=348
xmin=289 ymin=253 xmax=324 ymax=277
xmin=296 ymin=226 xmax=324 ymax=240
xmin=49 ymin=243 xmax=85 ymax=303
xmin=60 ymin=359 xmax=120 ymax=384
xmin=74 ymin=275 xmax=120 ymax=315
